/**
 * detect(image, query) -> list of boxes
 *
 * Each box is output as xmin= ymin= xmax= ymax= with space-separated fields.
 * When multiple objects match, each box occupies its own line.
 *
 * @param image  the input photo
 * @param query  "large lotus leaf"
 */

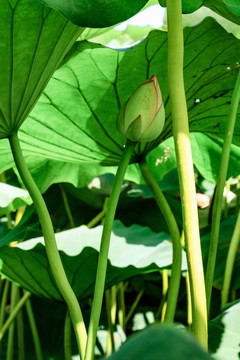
xmin=108 ymin=323 xmax=213 ymax=360
xmin=201 ymin=215 xmax=240 ymax=290
xmin=0 ymin=0 xmax=82 ymax=139
xmin=37 ymin=0 xmax=148 ymax=28
xmin=159 ymin=0 xmax=240 ymax=25
xmin=209 ymin=301 xmax=240 ymax=360
xmin=0 ymin=182 xmax=31 ymax=215
xmin=0 ymin=18 xmax=239 ymax=191
xmin=18 ymin=19 xmax=240 ymax=161
xmin=0 ymin=221 xmax=187 ymax=301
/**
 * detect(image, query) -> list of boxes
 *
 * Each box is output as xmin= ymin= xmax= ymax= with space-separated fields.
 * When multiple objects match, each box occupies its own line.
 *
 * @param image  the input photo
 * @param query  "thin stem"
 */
xmin=223 ymin=180 xmax=230 ymax=218
xmin=87 ymin=198 xmax=109 ymax=229
xmin=221 ymin=209 xmax=240 ymax=308
xmin=0 ymin=291 xmax=31 ymax=342
xmin=205 ymin=71 xmax=240 ymax=315
xmin=0 ymin=279 xmax=9 ymax=358
xmin=124 ymin=289 xmax=144 ymax=327
xmin=0 ymin=279 xmax=10 ymax=330
xmin=186 ymin=272 xmax=192 ymax=330
xmin=9 ymin=132 xmax=87 ymax=358
xmin=84 ymin=141 xmax=136 ymax=360
xmin=64 ymin=311 xmax=72 ymax=360
xmin=16 ymin=288 xmax=25 ymax=360
xmin=24 ymin=291 xmax=43 ymax=360
xmin=167 ymin=0 xmax=207 ymax=348
xmin=105 ymin=289 xmax=115 ymax=355
xmin=139 ymin=161 xmax=182 ymax=323
xmin=117 ymin=283 xmax=126 ymax=332
xmin=161 ymin=270 xmax=169 ymax=322
xmin=59 ymin=184 xmax=75 ymax=228
xmin=7 ymin=284 xmax=19 ymax=360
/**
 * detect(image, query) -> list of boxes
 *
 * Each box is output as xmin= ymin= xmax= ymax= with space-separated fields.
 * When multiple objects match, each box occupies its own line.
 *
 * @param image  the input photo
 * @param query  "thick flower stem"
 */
xmin=166 ymin=0 xmax=208 ymax=349
xmin=139 ymin=161 xmax=181 ymax=323
xmin=205 ymin=71 xmax=240 ymax=314
xmin=84 ymin=141 xmax=136 ymax=360
xmin=9 ymin=132 xmax=87 ymax=359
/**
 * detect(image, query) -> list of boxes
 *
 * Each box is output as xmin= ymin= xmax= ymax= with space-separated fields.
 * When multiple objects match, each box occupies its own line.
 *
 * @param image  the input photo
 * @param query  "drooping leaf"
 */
xmin=0 ymin=0 xmax=82 ymax=139
xmin=0 ymin=182 xmax=31 ymax=215
xmin=209 ymin=301 xmax=240 ymax=360
xmin=36 ymin=0 xmax=148 ymax=28
xmin=107 ymin=323 xmax=213 ymax=360
xmin=0 ymin=221 xmax=187 ymax=300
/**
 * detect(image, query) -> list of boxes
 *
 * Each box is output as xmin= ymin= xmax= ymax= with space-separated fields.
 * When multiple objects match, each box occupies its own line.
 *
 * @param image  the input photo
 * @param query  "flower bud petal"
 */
xmin=138 ymin=104 xmax=165 ymax=142
xmin=126 ymin=115 xmax=143 ymax=142
xmin=116 ymin=75 xmax=165 ymax=142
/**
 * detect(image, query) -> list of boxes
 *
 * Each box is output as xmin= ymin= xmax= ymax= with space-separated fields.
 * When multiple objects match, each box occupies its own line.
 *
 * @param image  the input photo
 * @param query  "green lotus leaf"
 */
xmin=0 ymin=221 xmax=187 ymax=300
xmin=209 ymin=301 xmax=240 ymax=360
xmin=108 ymin=323 xmax=213 ymax=360
xmin=0 ymin=0 xmax=82 ymax=139
xmin=37 ymin=0 xmax=148 ymax=28
xmin=159 ymin=0 xmax=240 ymax=25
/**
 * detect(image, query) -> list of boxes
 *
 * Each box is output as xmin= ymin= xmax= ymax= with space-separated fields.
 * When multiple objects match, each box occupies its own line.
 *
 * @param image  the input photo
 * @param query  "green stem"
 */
xmin=124 ymin=289 xmax=144 ymax=327
xmin=186 ymin=272 xmax=192 ymax=330
xmin=59 ymin=184 xmax=75 ymax=228
xmin=161 ymin=270 xmax=169 ymax=322
xmin=8 ymin=132 xmax=87 ymax=359
xmin=205 ymin=71 xmax=240 ymax=314
xmin=87 ymin=203 xmax=108 ymax=229
xmin=15 ymin=288 xmax=25 ymax=360
xmin=64 ymin=311 xmax=72 ymax=360
xmin=105 ymin=289 xmax=115 ymax=355
xmin=7 ymin=284 xmax=18 ymax=360
xmin=0 ymin=279 xmax=10 ymax=330
xmin=24 ymin=291 xmax=43 ymax=360
xmin=0 ymin=279 xmax=10 ymax=357
xmin=139 ymin=161 xmax=181 ymax=323
xmin=167 ymin=0 xmax=207 ymax=348
xmin=0 ymin=290 xmax=31 ymax=342
xmin=84 ymin=141 xmax=136 ymax=360
xmin=221 ymin=209 xmax=240 ymax=308
xmin=117 ymin=283 xmax=126 ymax=332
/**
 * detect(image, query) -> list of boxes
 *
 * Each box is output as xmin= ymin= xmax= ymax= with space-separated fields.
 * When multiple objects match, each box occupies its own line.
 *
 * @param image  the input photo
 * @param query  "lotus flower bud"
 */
xmin=116 ymin=75 xmax=165 ymax=142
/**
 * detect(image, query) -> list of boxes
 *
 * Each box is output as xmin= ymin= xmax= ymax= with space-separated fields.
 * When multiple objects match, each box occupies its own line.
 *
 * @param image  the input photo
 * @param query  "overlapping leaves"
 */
xmin=0 ymin=221 xmax=187 ymax=300
xmin=37 ymin=0 xmax=148 ymax=28
xmin=0 ymin=18 xmax=239 ymax=191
